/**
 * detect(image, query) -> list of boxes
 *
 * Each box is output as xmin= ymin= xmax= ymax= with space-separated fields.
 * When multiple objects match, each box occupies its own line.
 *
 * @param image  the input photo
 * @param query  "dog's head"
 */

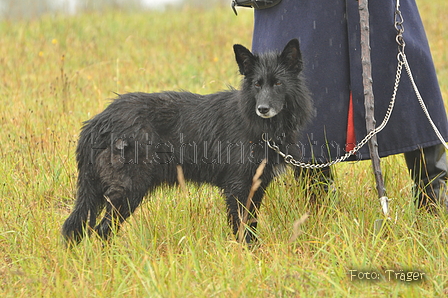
xmin=233 ymin=39 xmax=303 ymax=119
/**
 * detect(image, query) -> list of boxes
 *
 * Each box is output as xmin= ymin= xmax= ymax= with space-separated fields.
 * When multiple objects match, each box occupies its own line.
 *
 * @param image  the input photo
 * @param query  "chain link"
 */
xmin=263 ymin=4 xmax=448 ymax=168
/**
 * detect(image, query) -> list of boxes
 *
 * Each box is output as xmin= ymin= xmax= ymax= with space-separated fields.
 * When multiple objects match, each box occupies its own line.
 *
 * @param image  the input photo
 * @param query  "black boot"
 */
xmin=404 ymin=144 xmax=448 ymax=213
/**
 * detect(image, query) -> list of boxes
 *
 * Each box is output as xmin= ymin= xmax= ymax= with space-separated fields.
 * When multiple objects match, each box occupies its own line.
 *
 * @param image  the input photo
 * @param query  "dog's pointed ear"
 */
xmin=280 ymin=39 xmax=303 ymax=73
xmin=233 ymin=44 xmax=256 ymax=76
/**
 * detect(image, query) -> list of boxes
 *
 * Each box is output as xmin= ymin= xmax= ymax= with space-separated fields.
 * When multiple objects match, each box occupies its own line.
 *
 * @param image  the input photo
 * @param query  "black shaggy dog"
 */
xmin=62 ymin=39 xmax=314 ymax=244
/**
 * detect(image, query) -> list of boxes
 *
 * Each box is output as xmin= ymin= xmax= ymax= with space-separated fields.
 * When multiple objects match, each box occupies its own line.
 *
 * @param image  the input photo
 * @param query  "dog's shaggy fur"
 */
xmin=62 ymin=39 xmax=314 ymax=244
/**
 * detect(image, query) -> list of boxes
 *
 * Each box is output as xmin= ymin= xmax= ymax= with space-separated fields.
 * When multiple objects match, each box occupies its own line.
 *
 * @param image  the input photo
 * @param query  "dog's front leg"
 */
xmin=224 ymin=185 xmax=264 ymax=244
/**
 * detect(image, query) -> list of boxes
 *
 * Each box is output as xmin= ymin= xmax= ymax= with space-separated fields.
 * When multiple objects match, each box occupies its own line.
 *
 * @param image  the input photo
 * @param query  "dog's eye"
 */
xmin=254 ymin=81 xmax=261 ymax=88
xmin=275 ymin=81 xmax=282 ymax=86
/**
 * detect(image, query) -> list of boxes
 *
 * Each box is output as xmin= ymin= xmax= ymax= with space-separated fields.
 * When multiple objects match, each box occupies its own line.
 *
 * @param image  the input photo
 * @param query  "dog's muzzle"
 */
xmin=256 ymin=104 xmax=278 ymax=118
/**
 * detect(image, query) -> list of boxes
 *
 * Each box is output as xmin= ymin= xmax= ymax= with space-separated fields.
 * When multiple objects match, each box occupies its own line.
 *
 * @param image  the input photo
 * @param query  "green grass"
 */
xmin=1 ymin=2 xmax=447 ymax=297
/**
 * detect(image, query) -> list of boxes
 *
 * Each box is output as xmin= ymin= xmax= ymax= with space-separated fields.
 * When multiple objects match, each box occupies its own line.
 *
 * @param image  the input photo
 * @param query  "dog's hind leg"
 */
xmin=94 ymin=184 xmax=148 ymax=240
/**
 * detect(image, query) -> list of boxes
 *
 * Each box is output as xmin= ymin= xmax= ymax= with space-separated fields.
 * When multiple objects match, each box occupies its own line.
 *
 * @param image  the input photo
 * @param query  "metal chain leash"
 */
xmin=395 ymin=0 xmax=448 ymax=150
xmin=400 ymin=47 xmax=448 ymax=150
xmin=264 ymin=1 xmax=448 ymax=168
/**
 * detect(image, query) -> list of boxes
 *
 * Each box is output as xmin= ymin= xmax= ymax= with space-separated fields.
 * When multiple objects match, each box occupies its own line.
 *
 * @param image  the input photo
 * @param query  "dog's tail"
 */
xmin=62 ymin=173 xmax=102 ymax=245
xmin=62 ymin=127 xmax=103 ymax=245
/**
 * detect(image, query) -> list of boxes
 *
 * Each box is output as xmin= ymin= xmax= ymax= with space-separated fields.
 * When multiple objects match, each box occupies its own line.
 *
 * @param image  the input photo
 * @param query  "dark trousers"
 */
xmin=404 ymin=144 xmax=448 ymax=211
xmin=295 ymin=144 xmax=447 ymax=211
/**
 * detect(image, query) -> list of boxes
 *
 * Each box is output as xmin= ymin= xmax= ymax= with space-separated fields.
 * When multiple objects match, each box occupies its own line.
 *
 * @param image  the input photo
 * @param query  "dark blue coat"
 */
xmin=252 ymin=0 xmax=448 ymax=163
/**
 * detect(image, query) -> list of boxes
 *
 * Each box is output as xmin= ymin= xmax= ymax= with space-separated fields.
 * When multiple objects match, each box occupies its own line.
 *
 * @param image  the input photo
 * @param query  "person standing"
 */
xmin=240 ymin=0 xmax=448 ymax=211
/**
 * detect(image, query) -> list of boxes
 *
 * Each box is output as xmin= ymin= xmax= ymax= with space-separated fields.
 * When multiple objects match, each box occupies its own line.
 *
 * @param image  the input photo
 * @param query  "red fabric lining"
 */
xmin=345 ymin=91 xmax=356 ymax=152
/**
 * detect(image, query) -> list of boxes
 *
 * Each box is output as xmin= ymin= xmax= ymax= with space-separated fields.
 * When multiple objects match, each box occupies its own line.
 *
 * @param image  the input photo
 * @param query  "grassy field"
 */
xmin=1 ymin=1 xmax=447 ymax=297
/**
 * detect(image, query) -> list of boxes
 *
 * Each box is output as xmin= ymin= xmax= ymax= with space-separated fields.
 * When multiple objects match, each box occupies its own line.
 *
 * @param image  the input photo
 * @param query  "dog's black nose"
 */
xmin=257 ymin=105 xmax=270 ymax=115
